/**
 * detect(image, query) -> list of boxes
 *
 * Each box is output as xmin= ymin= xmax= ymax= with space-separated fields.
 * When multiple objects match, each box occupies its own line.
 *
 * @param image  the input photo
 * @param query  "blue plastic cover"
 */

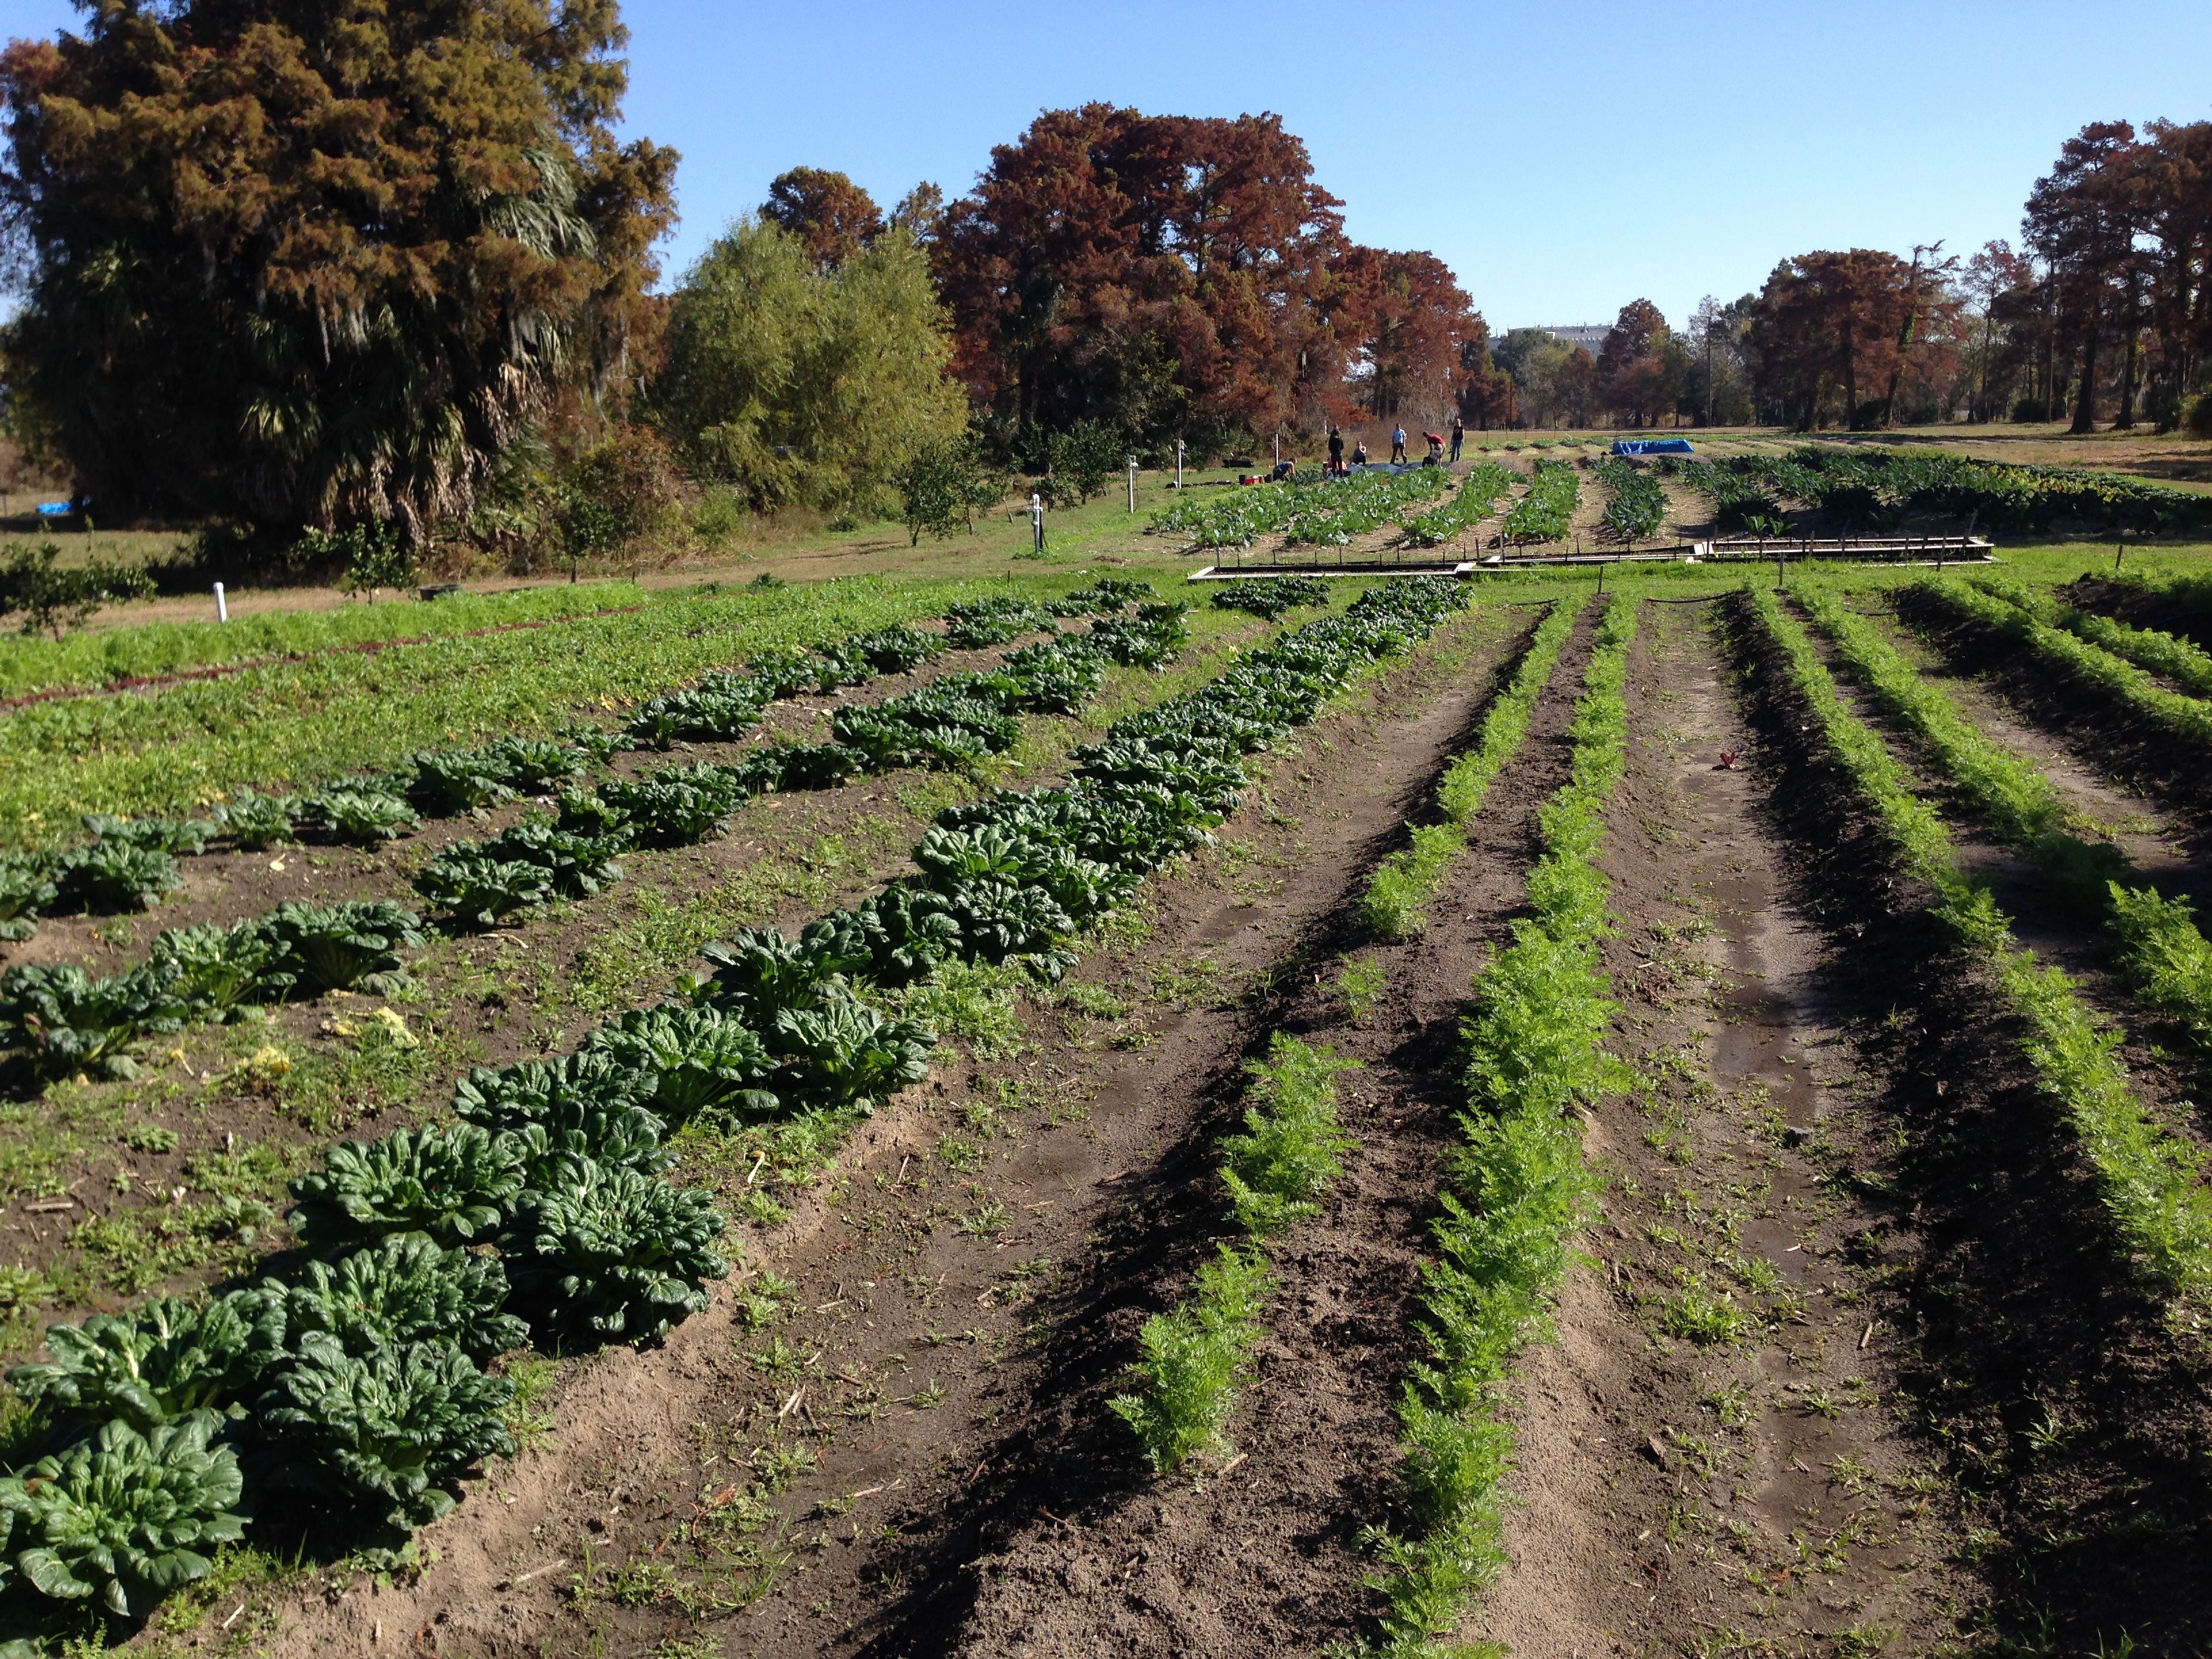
xmin=1609 ymin=438 xmax=1694 ymax=456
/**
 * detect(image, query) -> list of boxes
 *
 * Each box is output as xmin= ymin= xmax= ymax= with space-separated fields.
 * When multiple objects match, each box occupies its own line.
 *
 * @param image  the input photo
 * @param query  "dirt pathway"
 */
xmin=1472 ymin=599 xmax=1982 ymax=1657
xmin=252 ymin=600 xmax=1530 ymax=1658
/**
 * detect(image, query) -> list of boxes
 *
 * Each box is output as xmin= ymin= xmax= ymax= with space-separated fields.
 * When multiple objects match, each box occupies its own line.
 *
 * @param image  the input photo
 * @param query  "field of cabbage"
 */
xmin=1 ymin=548 xmax=2210 ymax=1659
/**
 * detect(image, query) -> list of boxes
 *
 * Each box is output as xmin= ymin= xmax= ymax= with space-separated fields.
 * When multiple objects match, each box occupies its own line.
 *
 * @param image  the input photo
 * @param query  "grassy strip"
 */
xmin=1357 ymin=594 xmax=1637 ymax=1658
xmin=1976 ymin=573 xmax=2212 ymax=700
xmin=1798 ymin=586 xmax=2212 ymax=1046
xmin=0 ymin=577 xmax=1020 ymax=846
xmin=1908 ymin=577 xmax=2212 ymax=752
xmin=1748 ymin=584 xmax=2212 ymax=1317
xmin=1110 ymin=1035 xmax=1359 ymax=1470
xmin=1362 ymin=595 xmax=1588 ymax=940
xmin=0 ymin=580 xmax=658 ymax=700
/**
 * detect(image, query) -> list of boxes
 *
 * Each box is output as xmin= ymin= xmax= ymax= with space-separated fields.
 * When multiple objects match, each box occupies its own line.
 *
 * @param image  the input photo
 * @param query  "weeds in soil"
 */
xmin=1354 ymin=595 xmax=1637 ymax=1657
xmin=1362 ymin=595 xmax=1586 ymax=940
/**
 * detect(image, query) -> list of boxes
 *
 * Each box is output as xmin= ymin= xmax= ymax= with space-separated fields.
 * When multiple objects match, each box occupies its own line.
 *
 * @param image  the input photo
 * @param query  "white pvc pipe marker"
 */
xmin=213 ymin=582 xmax=229 ymax=623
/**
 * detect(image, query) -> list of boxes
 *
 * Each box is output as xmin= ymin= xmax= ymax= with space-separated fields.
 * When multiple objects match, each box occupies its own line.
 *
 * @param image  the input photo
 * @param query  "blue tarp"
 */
xmin=1610 ymin=438 xmax=1694 ymax=457
xmin=35 ymin=502 xmax=73 ymax=516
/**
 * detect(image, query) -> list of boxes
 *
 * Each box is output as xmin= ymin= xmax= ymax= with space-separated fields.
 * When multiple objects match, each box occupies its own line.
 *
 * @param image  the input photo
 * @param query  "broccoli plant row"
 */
xmin=1362 ymin=594 xmax=1587 ymax=940
xmin=1355 ymin=595 xmax=1636 ymax=1656
xmin=1148 ymin=469 xmax=1331 ymax=550
xmin=1400 ymin=463 xmax=1517 ymax=550
xmin=1497 ymin=460 xmax=1580 ymax=545
xmin=1744 ymin=585 xmax=2212 ymax=1319
xmin=1593 ymin=457 xmax=1669 ymax=542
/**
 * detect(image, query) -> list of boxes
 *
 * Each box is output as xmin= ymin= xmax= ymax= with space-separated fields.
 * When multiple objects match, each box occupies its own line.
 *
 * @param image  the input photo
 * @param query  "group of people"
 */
xmin=1324 ymin=416 xmax=1466 ymax=476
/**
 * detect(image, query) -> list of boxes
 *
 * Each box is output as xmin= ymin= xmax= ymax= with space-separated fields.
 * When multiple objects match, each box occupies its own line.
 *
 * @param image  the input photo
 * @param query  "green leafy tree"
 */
xmin=0 ymin=540 xmax=151 ymax=638
xmin=895 ymin=434 xmax=1003 ymax=544
xmin=654 ymin=218 xmax=967 ymax=524
xmin=0 ymin=1 xmax=677 ymax=544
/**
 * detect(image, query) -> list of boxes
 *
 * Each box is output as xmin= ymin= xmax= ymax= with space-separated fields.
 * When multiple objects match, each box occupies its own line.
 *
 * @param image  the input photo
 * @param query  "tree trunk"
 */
xmin=2070 ymin=325 xmax=2099 ymax=433
xmin=2115 ymin=279 xmax=2142 ymax=428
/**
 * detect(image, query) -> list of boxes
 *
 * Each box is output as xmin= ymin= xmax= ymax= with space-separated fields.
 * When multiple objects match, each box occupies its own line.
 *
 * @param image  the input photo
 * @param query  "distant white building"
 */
xmin=1535 ymin=325 xmax=1610 ymax=354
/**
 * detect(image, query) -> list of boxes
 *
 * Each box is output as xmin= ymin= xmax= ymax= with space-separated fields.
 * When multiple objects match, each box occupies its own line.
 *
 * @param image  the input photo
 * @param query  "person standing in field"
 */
xmin=1449 ymin=416 xmax=1464 ymax=461
xmin=1327 ymin=426 xmax=1344 ymax=475
xmin=1390 ymin=425 xmax=1407 ymax=463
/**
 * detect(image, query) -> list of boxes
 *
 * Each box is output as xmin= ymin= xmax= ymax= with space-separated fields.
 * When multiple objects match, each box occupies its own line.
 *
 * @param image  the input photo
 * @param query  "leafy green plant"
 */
xmin=1207 ymin=576 xmax=1327 ymax=618
xmin=597 ymin=764 xmax=752 ymax=846
xmin=1108 ymin=1245 xmax=1271 ymax=1472
xmin=406 ymin=748 xmax=521 ymax=813
xmin=942 ymin=597 xmax=1049 ymax=650
xmin=297 ymin=783 xmax=421 ymax=845
xmin=255 ymin=900 xmax=426 ymax=994
xmin=0 ymin=1410 xmax=245 ymax=1616
xmin=479 ymin=736 xmax=588 ymax=792
xmin=52 ymin=840 xmax=182 ymax=913
xmin=767 ymin=742 xmax=869 ymax=790
xmin=414 ymin=846 xmax=557 ymax=929
xmin=255 ymin=1334 xmax=514 ymax=1529
xmin=1402 ymin=463 xmax=1517 ymax=548
xmin=272 ymin=1238 xmax=528 ymax=1363
xmin=1220 ymin=1036 xmax=1359 ymax=1236
xmin=584 ymin=1003 xmax=777 ymax=1120
xmin=1593 ymin=457 xmax=1668 ymax=541
xmin=84 ymin=814 xmax=214 ymax=855
xmin=0 ymin=962 xmax=185 ymax=1079
xmin=0 ymin=854 xmax=56 ymax=942
xmin=1498 ymin=460 xmax=1580 ymax=544
xmin=9 ymin=1292 xmax=286 ymax=1434
xmin=287 ymin=1124 xmax=529 ymax=1253
xmin=767 ymin=996 xmax=934 ymax=1111
xmin=1336 ymin=959 xmax=1386 ymax=1025
xmin=502 ymin=1161 xmax=729 ymax=1344
xmin=211 ymin=791 xmax=300 ymax=850
xmin=846 ymin=623 xmax=946 ymax=673
xmin=147 ymin=921 xmax=290 ymax=1018
xmin=626 ymin=685 xmax=764 ymax=748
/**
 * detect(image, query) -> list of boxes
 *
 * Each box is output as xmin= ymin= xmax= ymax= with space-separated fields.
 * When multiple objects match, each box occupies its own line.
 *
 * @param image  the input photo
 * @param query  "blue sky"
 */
xmin=10 ymin=1 xmax=2212 ymax=331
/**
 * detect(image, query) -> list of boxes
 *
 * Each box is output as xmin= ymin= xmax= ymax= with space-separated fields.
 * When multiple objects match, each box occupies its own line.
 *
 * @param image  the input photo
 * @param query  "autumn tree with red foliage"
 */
xmin=0 ymin=0 xmax=676 ymax=541
xmin=762 ymin=167 xmax=885 ymax=268
xmin=1596 ymin=299 xmax=1676 ymax=427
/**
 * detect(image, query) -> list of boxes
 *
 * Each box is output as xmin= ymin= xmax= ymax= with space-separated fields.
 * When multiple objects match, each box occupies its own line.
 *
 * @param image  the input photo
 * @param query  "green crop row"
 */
xmin=1357 ymin=594 xmax=1636 ymax=1657
xmin=1109 ymin=1034 xmax=1358 ymax=1471
xmin=1498 ymin=461 xmax=1580 ymax=545
xmin=1745 ymin=585 xmax=2212 ymax=1320
xmin=0 ymin=580 xmax=658 ymax=700
xmin=1149 ymin=469 xmax=1329 ymax=550
xmin=1593 ymin=458 xmax=1668 ymax=543
xmin=1909 ymin=579 xmax=2212 ymax=753
xmin=1402 ymin=464 xmax=1517 ymax=550
xmin=1283 ymin=468 xmax=1451 ymax=548
xmin=1362 ymin=594 xmax=1587 ymax=940
xmin=1974 ymin=574 xmax=2212 ymax=700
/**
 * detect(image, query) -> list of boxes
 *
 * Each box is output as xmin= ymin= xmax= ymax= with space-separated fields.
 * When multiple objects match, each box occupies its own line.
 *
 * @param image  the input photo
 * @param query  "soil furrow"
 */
xmin=248 ymin=599 xmax=1522 ymax=1657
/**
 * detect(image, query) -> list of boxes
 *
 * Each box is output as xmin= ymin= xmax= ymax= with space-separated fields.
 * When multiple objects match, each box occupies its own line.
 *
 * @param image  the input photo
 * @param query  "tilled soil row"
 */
xmin=1721 ymin=590 xmax=2212 ymax=1653
xmin=940 ymin=598 xmax=1597 ymax=1659
xmin=1475 ymin=599 xmax=1984 ymax=1656
xmin=249 ymin=597 xmax=1527 ymax=1657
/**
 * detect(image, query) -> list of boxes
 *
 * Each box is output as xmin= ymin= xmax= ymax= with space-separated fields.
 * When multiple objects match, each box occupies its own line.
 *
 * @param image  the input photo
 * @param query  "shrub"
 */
xmin=52 ymin=841 xmax=183 ymax=913
xmin=297 ymin=785 xmax=421 ymax=845
xmin=9 ymin=1293 xmax=286 ymax=1435
xmin=255 ymin=1334 xmax=514 ymax=1529
xmin=287 ymin=1124 xmax=529 ymax=1253
xmin=0 ymin=1411 xmax=246 ymax=1616
xmin=272 ymin=1239 xmax=528 ymax=1363
xmin=0 ymin=542 xmax=157 ymax=640
xmin=255 ymin=901 xmax=426 ymax=994
xmin=502 ymin=1162 xmax=729 ymax=1345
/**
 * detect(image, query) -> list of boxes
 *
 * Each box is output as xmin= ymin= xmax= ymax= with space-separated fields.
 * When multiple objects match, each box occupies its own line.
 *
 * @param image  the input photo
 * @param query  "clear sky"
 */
xmin=9 ymin=0 xmax=2212 ymax=332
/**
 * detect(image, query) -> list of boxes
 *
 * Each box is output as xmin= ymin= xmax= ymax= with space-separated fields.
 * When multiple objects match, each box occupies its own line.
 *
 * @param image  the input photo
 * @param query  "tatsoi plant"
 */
xmin=480 ymin=823 xmax=626 ymax=899
xmin=0 ymin=1411 xmax=247 ymax=1617
xmin=9 ymin=1293 xmax=286 ymax=1435
xmin=478 ymin=736 xmax=587 ymax=792
xmin=583 ymin=1003 xmax=777 ymax=1119
xmin=0 ymin=854 xmax=56 ymax=941
xmin=591 ymin=764 xmax=753 ymax=846
xmin=211 ymin=790 xmax=300 ymax=850
xmin=83 ymin=814 xmax=214 ymax=856
xmin=1282 ymin=465 xmax=1449 ymax=547
xmin=450 ymin=1049 xmax=658 ymax=1131
xmin=414 ymin=846 xmax=558 ymax=929
xmin=502 ymin=1162 xmax=729 ymax=1344
xmin=626 ymin=684 xmax=763 ymax=748
xmin=1593 ymin=457 xmax=1669 ymax=541
xmin=1402 ymin=463 xmax=1516 ymax=548
xmin=942 ymin=597 xmax=1050 ymax=650
xmin=52 ymin=840 xmax=182 ymax=913
xmin=0 ymin=963 xmax=185 ymax=1080
xmin=297 ymin=783 xmax=421 ymax=845
xmin=287 ymin=1124 xmax=529 ymax=1252
xmin=847 ymin=623 xmax=946 ymax=673
xmin=256 ymin=900 xmax=426 ymax=994
xmin=1364 ymin=595 xmax=1585 ymax=940
xmin=147 ymin=921 xmax=289 ymax=1019
xmin=255 ymin=1335 xmax=515 ymax=1529
xmin=1108 ymin=1245 xmax=1271 ymax=1472
xmin=1208 ymin=576 xmax=1327 ymax=618
xmin=272 ymin=1238 xmax=528 ymax=1363
xmin=766 ymin=997 xmax=935 ymax=1110
xmin=406 ymin=747 xmax=517 ymax=813
xmin=1498 ymin=459 xmax=1580 ymax=544
xmin=768 ymin=742 xmax=869 ymax=789
xmin=1219 ymin=1036 xmax=1360 ymax=1236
